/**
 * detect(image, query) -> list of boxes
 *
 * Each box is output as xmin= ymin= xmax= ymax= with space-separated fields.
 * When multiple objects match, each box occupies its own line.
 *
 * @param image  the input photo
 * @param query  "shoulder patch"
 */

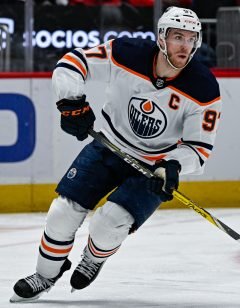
xmin=111 ymin=38 xmax=156 ymax=79
xmin=170 ymin=59 xmax=220 ymax=104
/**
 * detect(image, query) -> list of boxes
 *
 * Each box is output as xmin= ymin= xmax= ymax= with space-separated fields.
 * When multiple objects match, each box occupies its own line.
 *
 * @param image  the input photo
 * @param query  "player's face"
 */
xmin=165 ymin=29 xmax=197 ymax=68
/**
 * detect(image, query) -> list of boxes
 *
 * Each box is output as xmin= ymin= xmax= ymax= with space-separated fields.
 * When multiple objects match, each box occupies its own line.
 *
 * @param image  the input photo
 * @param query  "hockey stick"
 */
xmin=89 ymin=128 xmax=240 ymax=242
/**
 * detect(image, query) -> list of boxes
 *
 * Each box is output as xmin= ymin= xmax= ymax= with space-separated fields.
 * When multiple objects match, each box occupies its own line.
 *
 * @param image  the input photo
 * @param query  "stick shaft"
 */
xmin=89 ymin=129 xmax=240 ymax=242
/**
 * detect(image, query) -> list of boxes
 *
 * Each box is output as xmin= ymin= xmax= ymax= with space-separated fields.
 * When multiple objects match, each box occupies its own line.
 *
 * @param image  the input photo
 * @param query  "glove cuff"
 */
xmin=56 ymin=95 xmax=86 ymax=109
xmin=159 ymin=159 xmax=181 ymax=172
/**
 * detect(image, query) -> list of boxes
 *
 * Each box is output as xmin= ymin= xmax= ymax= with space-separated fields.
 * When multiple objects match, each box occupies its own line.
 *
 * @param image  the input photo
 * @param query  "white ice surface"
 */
xmin=1 ymin=209 xmax=240 ymax=308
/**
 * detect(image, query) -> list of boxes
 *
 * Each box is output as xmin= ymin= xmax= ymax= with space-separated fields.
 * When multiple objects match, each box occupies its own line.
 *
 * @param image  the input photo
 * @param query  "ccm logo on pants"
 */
xmin=0 ymin=93 xmax=36 ymax=162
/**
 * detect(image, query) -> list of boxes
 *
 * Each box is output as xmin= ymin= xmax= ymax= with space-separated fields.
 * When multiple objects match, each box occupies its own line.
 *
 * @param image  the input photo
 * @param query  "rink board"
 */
xmin=0 ymin=181 xmax=240 ymax=213
xmin=0 ymin=72 xmax=240 ymax=212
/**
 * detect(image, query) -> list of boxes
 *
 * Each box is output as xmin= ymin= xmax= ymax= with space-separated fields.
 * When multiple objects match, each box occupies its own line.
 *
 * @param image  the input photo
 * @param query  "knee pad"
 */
xmin=89 ymin=201 xmax=134 ymax=250
xmin=45 ymin=195 xmax=89 ymax=241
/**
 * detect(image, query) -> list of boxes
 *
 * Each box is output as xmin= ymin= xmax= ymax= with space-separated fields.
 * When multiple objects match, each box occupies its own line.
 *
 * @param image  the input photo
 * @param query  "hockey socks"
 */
xmin=39 ymin=231 xmax=74 ymax=262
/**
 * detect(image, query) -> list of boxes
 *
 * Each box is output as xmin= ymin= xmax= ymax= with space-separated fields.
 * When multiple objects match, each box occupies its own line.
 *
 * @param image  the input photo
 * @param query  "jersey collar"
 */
xmin=148 ymin=45 xmax=181 ymax=89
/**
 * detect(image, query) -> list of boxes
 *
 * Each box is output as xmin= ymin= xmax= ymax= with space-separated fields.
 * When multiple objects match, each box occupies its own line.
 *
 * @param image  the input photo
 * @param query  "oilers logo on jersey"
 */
xmin=128 ymin=97 xmax=167 ymax=139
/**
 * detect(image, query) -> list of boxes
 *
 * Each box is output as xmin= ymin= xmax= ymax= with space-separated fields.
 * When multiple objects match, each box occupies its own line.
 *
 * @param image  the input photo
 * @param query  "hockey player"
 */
xmin=11 ymin=6 xmax=221 ymax=302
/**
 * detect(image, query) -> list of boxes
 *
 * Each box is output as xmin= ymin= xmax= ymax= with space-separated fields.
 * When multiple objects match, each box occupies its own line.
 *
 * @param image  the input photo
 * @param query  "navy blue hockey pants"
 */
xmin=56 ymin=139 xmax=166 ymax=230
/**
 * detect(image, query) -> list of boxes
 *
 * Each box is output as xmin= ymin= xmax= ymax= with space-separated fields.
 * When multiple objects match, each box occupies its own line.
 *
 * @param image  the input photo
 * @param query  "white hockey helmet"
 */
xmin=157 ymin=6 xmax=202 ymax=68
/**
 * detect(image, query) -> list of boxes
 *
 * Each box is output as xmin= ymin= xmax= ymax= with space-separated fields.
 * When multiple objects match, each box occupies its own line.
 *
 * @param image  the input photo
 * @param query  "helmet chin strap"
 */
xmin=157 ymin=37 xmax=193 ymax=70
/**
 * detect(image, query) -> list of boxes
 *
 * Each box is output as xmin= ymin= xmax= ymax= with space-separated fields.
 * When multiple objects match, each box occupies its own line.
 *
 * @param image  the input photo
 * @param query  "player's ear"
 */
xmin=158 ymin=36 xmax=164 ymax=49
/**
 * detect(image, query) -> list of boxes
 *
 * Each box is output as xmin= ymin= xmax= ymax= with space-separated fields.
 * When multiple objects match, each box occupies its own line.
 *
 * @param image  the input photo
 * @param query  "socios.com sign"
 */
xmin=0 ymin=94 xmax=36 ymax=163
xmin=31 ymin=29 xmax=156 ymax=49
xmin=1 ymin=17 xmax=155 ymax=50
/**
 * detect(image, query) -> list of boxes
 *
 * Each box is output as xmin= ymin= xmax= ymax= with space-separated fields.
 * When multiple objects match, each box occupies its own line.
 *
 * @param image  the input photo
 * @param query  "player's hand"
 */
xmin=147 ymin=160 xmax=181 ymax=201
xmin=56 ymin=95 xmax=96 ymax=141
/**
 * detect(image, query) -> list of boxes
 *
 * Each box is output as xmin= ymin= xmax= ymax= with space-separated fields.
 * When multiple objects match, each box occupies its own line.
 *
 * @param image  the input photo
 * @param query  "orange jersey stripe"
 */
xmin=168 ymin=85 xmax=221 ymax=106
xmin=41 ymin=238 xmax=72 ymax=254
xmin=142 ymin=154 xmax=167 ymax=161
xmin=196 ymin=147 xmax=210 ymax=158
xmin=62 ymin=54 xmax=87 ymax=78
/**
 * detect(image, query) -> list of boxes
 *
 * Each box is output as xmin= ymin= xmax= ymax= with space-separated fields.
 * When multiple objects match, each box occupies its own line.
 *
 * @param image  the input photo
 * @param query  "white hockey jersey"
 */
xmin=52 ymin=37 xmax=222 ymax=175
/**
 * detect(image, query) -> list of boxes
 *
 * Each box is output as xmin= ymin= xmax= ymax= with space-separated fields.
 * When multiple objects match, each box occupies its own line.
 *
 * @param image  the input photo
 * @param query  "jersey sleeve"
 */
xmin=166 ymin=97 xmax=222 ymax=175
xmin=52 ymin=41 xmax=112 ymax=100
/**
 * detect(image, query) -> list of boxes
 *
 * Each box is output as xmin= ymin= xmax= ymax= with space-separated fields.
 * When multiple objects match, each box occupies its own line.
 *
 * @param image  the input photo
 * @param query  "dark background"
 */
xmin=0 ymin=3 xmax=154 ymax=71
